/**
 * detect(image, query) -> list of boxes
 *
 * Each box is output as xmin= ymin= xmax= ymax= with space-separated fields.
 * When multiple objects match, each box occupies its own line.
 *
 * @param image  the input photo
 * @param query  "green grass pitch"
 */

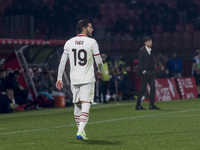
xmin=0 ymin=99 xmax=200 ymax=150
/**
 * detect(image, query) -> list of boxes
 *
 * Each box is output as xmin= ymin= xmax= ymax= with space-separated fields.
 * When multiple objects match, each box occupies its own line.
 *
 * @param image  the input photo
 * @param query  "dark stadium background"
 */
xmin=1 ymin=0 xmax=199 ymax=76
xmin=0 ymin=0 xmax=200 ymax=103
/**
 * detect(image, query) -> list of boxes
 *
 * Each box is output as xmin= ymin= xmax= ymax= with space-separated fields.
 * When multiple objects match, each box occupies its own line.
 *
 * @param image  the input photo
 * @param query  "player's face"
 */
xmin=86 ymin=23 xmax=94 ymax=37
xmin=145 ymin=39 xmax=152 ymax=48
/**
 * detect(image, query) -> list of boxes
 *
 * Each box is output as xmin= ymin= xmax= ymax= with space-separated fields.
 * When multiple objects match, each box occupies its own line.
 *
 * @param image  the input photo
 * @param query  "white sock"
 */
xmin=78 ymin=103 xmax=90 ymax=134
xmin=74 ymin=103 xmax=81 ymax=129
xmin=74 ymin=103 xmax=86 ymax=134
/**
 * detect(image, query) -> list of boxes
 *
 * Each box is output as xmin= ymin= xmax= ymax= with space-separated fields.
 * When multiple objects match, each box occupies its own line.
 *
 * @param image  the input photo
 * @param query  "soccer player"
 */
xmin=56 ymin=19 xmax=103 ymax=140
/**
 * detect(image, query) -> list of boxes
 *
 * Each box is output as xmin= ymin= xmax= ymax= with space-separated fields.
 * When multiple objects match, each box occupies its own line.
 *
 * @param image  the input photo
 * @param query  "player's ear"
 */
xmin=82 ymin=27 xmax=86 ymax=32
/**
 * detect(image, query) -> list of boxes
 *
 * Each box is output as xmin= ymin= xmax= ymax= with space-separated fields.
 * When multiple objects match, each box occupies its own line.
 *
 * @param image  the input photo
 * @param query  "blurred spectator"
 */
xmin=165 ymin=8 xmax=177 ymax=31
xmin=176 ymin=0 xmax=188 ymax=25
xmin=115 ymin=67 xmax=123 ymax=100
xmin=7 ymin=70 xmax=29 ymax=105
xmin=109 ymin=66 xmax=117 ymax=101
xmin=192 ymin=50 xmax=200 ymax=97
xmin=106 ymin=56 xmax=113 ymax=68
xmin=32 ymin=68 xmax=54 ymax=107
xmin=32 ymin=68 xmax=42 ymax=91
xmin=114 ymin=58 xmax=125 ymax=69
xmin=119 ymin=66 xmax=136 ymax=100
xmin=187 ymin=1 xmax=198 ymax=23
xmin=1 ymin=69 xmax=15 ymax=104
xmin=0 ymin=69 xmax=9 ymax=93
xmin=132 ymin=56 xmax=141 ymax=91
xmin=0 ymin=69 xmax=14 ymax=113
xmin=154 ymin=52 xmax=166 ymax=78
xmin=36 ymin=69 xmax=54 ymax=93
xmin=168 ymin=52 xmax=182 ymax=78
xmin=156 ymin=4 xmax=168 ymax=25
xmin=162 ymin=55 xmax=169 ymax=77
xmin=99 ymin=54 xmax=110 ymax=103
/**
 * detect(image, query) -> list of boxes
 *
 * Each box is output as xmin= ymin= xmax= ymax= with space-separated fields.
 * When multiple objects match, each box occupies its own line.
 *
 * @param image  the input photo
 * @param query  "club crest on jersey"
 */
xmin=75 ymin=41 xmax=84 ymax=45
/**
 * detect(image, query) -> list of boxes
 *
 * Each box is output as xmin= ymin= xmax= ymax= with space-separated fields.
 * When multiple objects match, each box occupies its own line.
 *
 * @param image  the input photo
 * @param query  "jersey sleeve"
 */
xmin=94 ymin=54 xmax=103 ymax=73
xmin=92 ymin=39 xmax=100 ymax=56
xmin=63 ymin=41 xmax=69 ymax=54
xmin=57 ymin=51 xmax=69 ymax=80
xmin=92 ymin=39 xmax=102 ymax=72
xmin=57 ymin=42 xmax=69 ymax=80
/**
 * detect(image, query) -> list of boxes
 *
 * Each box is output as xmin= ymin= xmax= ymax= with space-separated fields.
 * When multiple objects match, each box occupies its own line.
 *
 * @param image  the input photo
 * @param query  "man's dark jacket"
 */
xmin=137 ymin=46 xmax=154 ymax=75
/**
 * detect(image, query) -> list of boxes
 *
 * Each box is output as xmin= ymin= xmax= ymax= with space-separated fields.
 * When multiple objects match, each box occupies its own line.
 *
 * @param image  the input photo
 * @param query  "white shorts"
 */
xmin=71 ymin=82 xmax=95 ymax=103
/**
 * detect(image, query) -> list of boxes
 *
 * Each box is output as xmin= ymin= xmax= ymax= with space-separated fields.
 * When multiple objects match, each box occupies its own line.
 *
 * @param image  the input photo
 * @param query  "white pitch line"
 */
xmin=168 ymin=114 xmax=200 ymax=117
xmin=0 ymin=108 xmax=200 ymax=135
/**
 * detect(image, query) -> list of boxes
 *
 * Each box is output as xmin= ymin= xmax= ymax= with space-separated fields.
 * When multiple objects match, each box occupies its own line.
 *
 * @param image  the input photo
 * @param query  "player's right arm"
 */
xmin=95 ymin=55 xmax=103 ymax=78
xmin=56 ymin=44 xmax=69 ymax=91
xmin=92 ymin=40 xmax=103 ymax=78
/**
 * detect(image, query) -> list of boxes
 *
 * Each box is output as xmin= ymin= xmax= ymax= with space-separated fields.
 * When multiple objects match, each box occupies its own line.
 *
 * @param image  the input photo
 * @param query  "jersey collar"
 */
xmin=77 ymin=34 xmax=87 ymax=37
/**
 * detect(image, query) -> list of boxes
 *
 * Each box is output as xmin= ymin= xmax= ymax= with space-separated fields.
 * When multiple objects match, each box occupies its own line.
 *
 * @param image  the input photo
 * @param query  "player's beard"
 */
xmin=86 ymin=30 xmax=92 ymax=37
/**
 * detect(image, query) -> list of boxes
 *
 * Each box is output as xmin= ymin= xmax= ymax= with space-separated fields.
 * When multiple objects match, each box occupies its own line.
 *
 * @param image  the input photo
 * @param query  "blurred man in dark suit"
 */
xmin=136 ymin=36 xmax=160 ymax=110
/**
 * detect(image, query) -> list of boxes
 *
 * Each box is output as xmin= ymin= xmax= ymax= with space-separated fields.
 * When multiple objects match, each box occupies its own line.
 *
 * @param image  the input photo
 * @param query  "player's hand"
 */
xmin=56 ymin=80 xmax=63 ymax=91
xmin=97 ymin=71 xmax=103 ymax=78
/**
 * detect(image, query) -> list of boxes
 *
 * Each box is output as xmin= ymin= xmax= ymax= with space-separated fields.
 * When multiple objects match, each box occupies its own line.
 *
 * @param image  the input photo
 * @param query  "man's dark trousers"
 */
xmin=136 ymin=71 xmax=155 ymax=107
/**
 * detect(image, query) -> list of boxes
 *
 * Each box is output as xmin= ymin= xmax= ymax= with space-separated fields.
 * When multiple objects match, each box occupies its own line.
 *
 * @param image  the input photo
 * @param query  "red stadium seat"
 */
xmin=99 ymin=3 xmax=107 ymax=10
xmin=118 ymin=3 xmax=126 ymax=10
xmin=92 ymin=18 xmax=99 ymax=27
xmin=106 ymin=0 xmax=116 ymax=3
xmin=155 ymin=25 xmax=164 ymax=34
xmin=183 ymin=32 xmax=193 ymax=40
xmin=186 ymin=24 xmax=194 ymax=32
xmin=109 ymin=3 xmax=117 ymax=11
xmin=193 ymin=31 xmax=200 ymax=40
xmin=181 ymin=60 xmax=193 ymax=77
xmin=162 ymin=32 xmax=172 ymax=49
xmin=99 ymin=4 xmax=108 ymax=16
xmin=176 ymin=24 xmax=185 ymax=33
xmin=193 ymin=31 xmax=200 ymax=48
xmin=152 ymin=33 xmax=162 ymax=49
xmin=183 ymin=32 xmax=193 ymax=50
xmin=127 ymin=10 xmax=137 ymax=19
xmin=100 ymin=18 xmax=108 ymax=26
xmin=172 ymin=32 xmax=183 ymax=49
xmin=131 ymin=41 xmax=140 ymax=50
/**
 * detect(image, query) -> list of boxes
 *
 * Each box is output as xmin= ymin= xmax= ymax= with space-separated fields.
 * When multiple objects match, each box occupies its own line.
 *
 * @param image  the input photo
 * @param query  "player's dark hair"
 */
xmin=143 ymin=36 xmax=152 ymax=43
xmin=76 ymin=19 xmax=91 ymax=34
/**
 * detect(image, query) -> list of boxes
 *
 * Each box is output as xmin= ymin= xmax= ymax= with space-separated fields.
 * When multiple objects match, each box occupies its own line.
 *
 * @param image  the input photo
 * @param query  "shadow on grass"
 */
xmin=69 ymin=140 xmax=123 ymax=145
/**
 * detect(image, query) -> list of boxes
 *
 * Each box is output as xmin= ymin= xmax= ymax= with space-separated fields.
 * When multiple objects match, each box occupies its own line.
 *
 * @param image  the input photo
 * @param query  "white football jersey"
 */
xmin=63 ymin=34 xmax=100 ymax=85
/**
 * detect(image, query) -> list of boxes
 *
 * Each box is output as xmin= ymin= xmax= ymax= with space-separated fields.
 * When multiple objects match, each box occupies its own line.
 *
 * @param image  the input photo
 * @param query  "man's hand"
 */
xmin=56 ymin=80 xmax=63 ymax=91
xmin=97 ymin=71 xmax=103 ymax=78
